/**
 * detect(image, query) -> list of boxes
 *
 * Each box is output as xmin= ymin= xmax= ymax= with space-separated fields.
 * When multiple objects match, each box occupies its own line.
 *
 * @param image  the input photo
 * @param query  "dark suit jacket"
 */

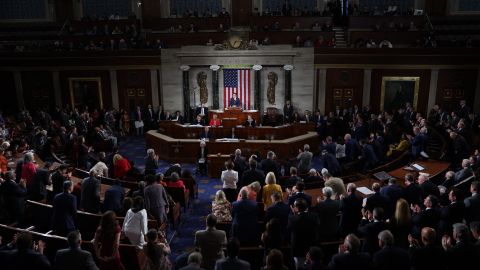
xmin=283 ymin=105 xmax=294 ymax=122
xmin=102 ymin=184 xmax=125 ymax=213
xmin=365 ymin=192 xmax=388 ymax=212
xmin=420 ymin=181 xmax=440 ymax=199
xmin=340 ymin=193 xmax=363 ymax=235
xmin=410 ymin=245 xmax=446 ymax=270
xmin=412 ymin=208 xmax=441 ymax=237
xmin=244 ymin=119 xmax=256 ymax=127
xmin=214 ymin=257 xmax=250 ymax=270
xmin=80 ymin=176 xmax=100 ymax=213
xmin=445 ymin=241 xmax=478 ymax=270
xmin=288 ymin=211 xmax=320 ymax=257
xmin=240 ymin=168 xmax=265 ymax=187
xmin=328 ymin=252 xmax=371 ymax=270
xmin=229 ymin=97 xmax=242 ymax=107
xmin=1 ymin=180 xmax=27 ymax=222
xmin=260 ymin=159 xmax=279 ymax=179
xmin=231 ymin=199 xmax=259 ymax=245
xmin=373 ymin=246 xmax=410 ymax=270
xmin=464 ymin=193 xmax=480 ymax=224
xmin=195 ymin=106 xmax=208 ymax=117
xmin=144 ymin=156 xmax=159 ymax=175
xmin=404 ymin=183 xmax=422 ymax=206
xmin=51 ymin=171 xmax=67 ymax=196
xmin=345 ymin=139 xmax=359 ymax=162
xmin=454 ymin=167 xmax=474 ymax=183
xmin=52 ymin=192 xmax=77 ymax=235
xmin=358 ymin=220 xmax=389 ymax=254
xmin=233 ymin=156 xmax=247 ymax=180
xmin=288 ymin=192 xmax=312 ymax=208
xmin=179 ymin=263 xmax=205 ymax=270
xmin=30 ymin=168 xmax=50 ymax=201
xmin=265 ymin=201 xmax=290 ymax=233
xmin=55 ymin=247 xmax=98 ymax=270
xmin=361 ymin=144 xmax=379 ymax=170
xmin=322 ymin=152 xmax=341 ymax=176
xmin=380 ymin=184 xmax=404 ymax=216
xmin=313 ymin=198 xmax=340 ymax=241
xmin=4 ymin=250 xmax=51 ymax=270
xmin=438 ymin=201 xmax=465 ymax=236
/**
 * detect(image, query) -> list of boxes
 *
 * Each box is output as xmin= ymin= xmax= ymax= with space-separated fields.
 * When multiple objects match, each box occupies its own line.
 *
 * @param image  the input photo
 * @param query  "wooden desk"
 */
xmin=388 ymin=160 xmax=450 ymax=183
xmin=158 ymin=121 xmax=315 ymax=140
xmin=70 ymin=176 xmax=130 ymax=202
xmin=146 ymin=130 xmax=320 ymax=163
xmin=208 ymin=154 xmax=231 ymax=178
xmin=208 ymin=109 xmax=261 ymax=126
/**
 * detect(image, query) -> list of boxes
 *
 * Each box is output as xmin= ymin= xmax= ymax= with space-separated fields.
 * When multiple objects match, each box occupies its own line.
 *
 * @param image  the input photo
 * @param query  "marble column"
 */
xmin=283 ymin=65 xmax=293 ymax=103
xmin=109 ymin=70 xmax=120 ymax=110
xmin=180 ymin=65 xmax=191 ymax=121
xmin=52 ymin=71 xmax=62 ymax=107
xmin=14 ymin=71 xmax=25 ymax=110
xmin=362 ymin=69 xmax=372 ymax=106
xmin=318 ymin=68 xmax=327 ymax=113
xmin=428 ymin=69 xmax=439 ymax=111
xmin=253 ymin=65 xmax=263 ymax=110
xmin=210 ymin=65 xmax=220 ymax=109
xmin=150 ymin=69 xmax=159 ymax=108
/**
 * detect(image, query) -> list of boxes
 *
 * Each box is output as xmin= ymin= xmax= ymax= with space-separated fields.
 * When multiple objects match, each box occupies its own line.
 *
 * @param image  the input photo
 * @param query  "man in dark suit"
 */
xmin=288 ymin=198 xmax=320 ymax=269
xmin=196 ymin=104 xmax=208 ymax=118
xmin=418 ymin=174 xmax=440 ymax=200
xmin=457 ymin=99 xmax=471 ymax=120
xmin=233 ymin=149 xmax=247 ymax=180
xmin=194 ymin=214 xmax=227 ymax=270
xmin=359 ymin=139 xmax=379 ymax=172
xmin=261 ymin=151 xmax=279 ymax=179
xmin=51 ymin=165 xmax=69 ymax=199
xmin=358 ymin=207 xmax=389 ymax=254
xmin=29 ymin=162 xmax=51 ymax=202
xmin=408 ymin=127 xmax=426 ymax=159
xmin=145 ymin=104 xmax=156 ymax=130
xmin=344 ymin=133 xmax=360 ymax=162
xmin=372 ymin=230 xmax=410 ymax=270
xmin=411 ymin=195 xmax=441 ymax=238
xmin=80 ymin=170 xmax=100 ymax=213
xmin=179 ymin=252 xmax=205 ymax=270
xmin=51 ymin=180 xmax=77 ymax=236
xmin=229 ymin=93 xmax=241 ymax=108
xmin=231 ymin=189 xmax=259 ymax=246
xmin=450 ymin=131 xmax=470 ymax=169
xmin=265 ymin=192 xmax=290 ymax=235
xmin=340 ymin=183 xmax=363 ymax=236
xmin=454 ymin=159 xmax=474 ymax=183
xmin=132 ymin=106 xmax=144 ymax=135
xmin=173 ymin=110 xmax=185 ymax=124
xmin=144 ymin=148 xmax=159 ymax=176
xmin=284 ymin=166 xmax=302 ymax=188
xmin=328 ymin=233 xmax=371 ymax=270
xmin=197 ymin=140 xmax=209 ymax=176
xmin=287 ymin=180 xmax=312 ymax=208
xmin=438 ymin=189 xmax=465 ymax=237
xmin=403 ymin=173 xmax=422 ymax=206
xmin=192 ymin=115 xmax=205 ymax=126
xmin=0 ymin=171 xmax=27 ymax=224
xmin=442 ymin=223 xmax=477 ymax=270
xmin=102 ymin=179 xmax=125 ymax=214
xmin=409 ymin=227 xmax=446 ymax=270
xmin=214 ymin=237 xmax=250 ymax=270
xmin=464 ymin=181 xmax=480 ymax=224
xmin=283 ymin=100 xmax=294 ymax=123
xmin=380 ymin=178 xmax=404 ymax=217
xmin=240 ymin=159 xmax=265 ymax=187
xmin=321 ymin=150 xmax=341 ymax=177
xmin=365 ymin=182 xmax=388 ymax=213
xmin=312 ymin=186 xmax=340 ymax=242
xmin=3 ymin=232 xmax=51 ymax=270
xmin=54 ymin=231 xmax=98 ymax=270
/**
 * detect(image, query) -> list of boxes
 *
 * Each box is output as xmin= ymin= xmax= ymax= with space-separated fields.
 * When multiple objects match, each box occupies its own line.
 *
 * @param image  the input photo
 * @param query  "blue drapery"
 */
xmin=458 ymin=0 xmax=480 ymax=11
xmin=358 ymin=0 xmax=415 ymax=13
xmin=0 ymin=0 xmax=46 ymax=20
xmin=170 ymin=0 xmax=222 ymax=17
xmin=262 ymin=0 xmax=316 ymax=13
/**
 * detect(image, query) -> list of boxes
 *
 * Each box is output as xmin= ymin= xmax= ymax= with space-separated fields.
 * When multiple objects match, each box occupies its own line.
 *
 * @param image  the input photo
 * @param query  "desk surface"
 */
xmin=388 ymin=160 xmax=450 ymax=181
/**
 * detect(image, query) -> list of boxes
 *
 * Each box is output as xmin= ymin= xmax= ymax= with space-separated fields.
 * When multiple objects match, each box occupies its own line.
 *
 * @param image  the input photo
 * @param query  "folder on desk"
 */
xmin=373 ymin=171 xmax=393 ymax=181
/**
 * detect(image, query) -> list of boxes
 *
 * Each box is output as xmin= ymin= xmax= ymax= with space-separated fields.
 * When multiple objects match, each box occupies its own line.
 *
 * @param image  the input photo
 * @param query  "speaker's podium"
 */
xmin=209 ymin=108 xmax=260 ymax=126
xmin=222 ymin=118 xmax=238 ymax=129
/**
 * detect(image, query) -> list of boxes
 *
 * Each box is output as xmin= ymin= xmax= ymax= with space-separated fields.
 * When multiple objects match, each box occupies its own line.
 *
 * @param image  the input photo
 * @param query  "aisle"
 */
xmin=119 ymin=135 xmax=220 ymax=261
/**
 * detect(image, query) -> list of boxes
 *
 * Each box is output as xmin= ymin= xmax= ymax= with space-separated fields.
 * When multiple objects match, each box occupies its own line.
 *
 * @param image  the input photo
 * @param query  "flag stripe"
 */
xmin=223 ymin=69 xmax=251 ymax=109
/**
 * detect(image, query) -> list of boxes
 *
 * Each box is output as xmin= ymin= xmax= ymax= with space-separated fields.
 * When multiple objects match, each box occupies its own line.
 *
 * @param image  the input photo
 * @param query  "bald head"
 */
xmin=421 ymin=227 xmax=436 ymax=245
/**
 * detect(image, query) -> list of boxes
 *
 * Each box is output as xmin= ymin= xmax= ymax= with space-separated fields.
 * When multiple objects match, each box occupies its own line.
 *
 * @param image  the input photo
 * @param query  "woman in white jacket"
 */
xmin=122 ymin=196 xmax=148 ymax=249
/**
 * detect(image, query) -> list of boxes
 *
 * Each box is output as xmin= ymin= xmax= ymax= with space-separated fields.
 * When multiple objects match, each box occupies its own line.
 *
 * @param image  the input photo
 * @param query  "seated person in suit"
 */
xmin=454 ymin=159 xmax=474 ymax=184
xmin=209 ymin=114 xmax=221 ymax=127
xmin=200 ymin=126 xmax=214 ymax=140
xmin=229 ymin=93 xmax=242 ymax=108
xmin=244 ymin=115 xmax=256 ymax=127
xmin=192 ymin=115 xmax=205 ymax=126
xmin=196 ymin=103 xmax=208 ymax=117
xmin=173 ymin=111 xmax=184 ymax=124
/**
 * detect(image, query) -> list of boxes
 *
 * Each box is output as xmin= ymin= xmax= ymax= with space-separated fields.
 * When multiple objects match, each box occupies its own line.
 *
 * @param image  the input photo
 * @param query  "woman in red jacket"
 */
xmin=113 ymin=154 xmax=131 ymax=179
xmin=209 ymin=114 xmax=221 ymax=127
xmin=166 ymin=172 xmax=186 ymax=192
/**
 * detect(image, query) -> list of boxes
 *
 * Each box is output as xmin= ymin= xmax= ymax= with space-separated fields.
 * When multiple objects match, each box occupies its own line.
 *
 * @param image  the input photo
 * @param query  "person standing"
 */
xmin=144 ymin=174 xmax=170 ymax=226
xmin=1 ymin=171 xmax=27 ymax=224
xmin=51 ymin=180 xmax=77 ymax=236
xmin=194 ymin=214 xmax=227 ymax=270
xmin=122 ymin=196 xmax=148 ymax=249
xmin=93 ymin=211 xmax=125 ymax=270
xmin=297 ymin=144 xmax=313 ymax=174
xmin=54 ymin=231 xmax=99 ymax=270
xmin=221 ymin=161 xmax=238 ymax=203
xmin=81 ymin=170 xmax=100 ymax=213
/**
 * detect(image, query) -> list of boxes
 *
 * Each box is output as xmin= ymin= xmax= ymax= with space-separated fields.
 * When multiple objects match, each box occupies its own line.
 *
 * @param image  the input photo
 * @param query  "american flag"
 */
xmin=223 ymin=69 xmax=251 ymax=110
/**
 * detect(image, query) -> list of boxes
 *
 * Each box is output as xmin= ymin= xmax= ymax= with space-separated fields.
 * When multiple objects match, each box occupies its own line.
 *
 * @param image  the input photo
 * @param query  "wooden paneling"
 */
xmin=21 ymin=71 xmax=54 ymax=111
xmin=0 ymin=71 xmax=17 ymax=114
xmin=141 ymin=0 xmax=162 ymax=22
xmin=370 ymin=69 xmax=431 ymax=115
xmin=232 ymin=0 xmax=252 ymax=26
xmin=325 ymin=69 xmax=364 ymax=113
xmin=436 ymin=69 xmax=478 ymax=112
xmin=117 ymin=69 xmax=152 ymax=112
xmin=59 ymin=70 xmax=111 ymax=110
xmin=250 ymin=30 xmax=334 ymax=45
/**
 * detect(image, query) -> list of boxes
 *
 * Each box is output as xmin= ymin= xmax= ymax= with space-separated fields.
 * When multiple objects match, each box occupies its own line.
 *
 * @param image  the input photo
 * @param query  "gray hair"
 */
xmin=235 ymin=149 xmax=242 ymax=156
xmin=188 ymin=252 xmax=203 ymax=264
xmin=147 ymin=148 xmax=155 ymax=156
xmin=453 ymin=223 xmax=469 ymax=241
xmin=304 ymin=144 xmax=310 ymax=151
xmin=24 ymin=152 xmax=34 ymax=163
xmin=378 ymin=230 xmax=394 ymax=246
xmin=322 ymin=186 xmax=333 ymax=198
xmin=344 ymin=234 xmax=360 ymax=253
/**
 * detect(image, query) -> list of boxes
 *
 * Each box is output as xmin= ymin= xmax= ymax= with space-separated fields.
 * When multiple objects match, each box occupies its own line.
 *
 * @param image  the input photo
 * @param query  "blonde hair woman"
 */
xmin=390 ymin=198 xmax=412 ymax=249
xmin=237 ymin=181 xmax=262 ymax=202
xmin=262 ymin=172 xmax=282 ymax=209
xmin=212 ymin=190 xmax=232 ymax=222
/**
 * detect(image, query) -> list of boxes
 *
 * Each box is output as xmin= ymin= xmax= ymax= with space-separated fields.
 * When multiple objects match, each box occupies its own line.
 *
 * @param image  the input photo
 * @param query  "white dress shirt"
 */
xmin=122 ymin=208 xmax=148 ymax=249
xmin=221 ymin=169 xmax=238 ymax=189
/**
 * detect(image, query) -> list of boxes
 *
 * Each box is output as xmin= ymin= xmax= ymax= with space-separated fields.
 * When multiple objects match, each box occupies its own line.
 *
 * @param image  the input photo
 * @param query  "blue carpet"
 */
xmin=118 ymin=135 xmax=325 ymax=265
xmin=119 ymin=135 xmax=222 ymax=263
